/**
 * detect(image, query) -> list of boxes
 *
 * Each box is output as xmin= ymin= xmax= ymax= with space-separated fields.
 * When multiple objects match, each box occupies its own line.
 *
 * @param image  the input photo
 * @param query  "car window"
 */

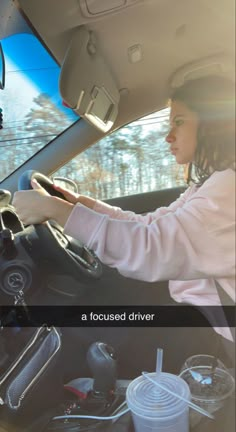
xmin=0 ymin=31 xmax=78 ymax=183
xmin=53 ymin=108 xmax=186 ymax=200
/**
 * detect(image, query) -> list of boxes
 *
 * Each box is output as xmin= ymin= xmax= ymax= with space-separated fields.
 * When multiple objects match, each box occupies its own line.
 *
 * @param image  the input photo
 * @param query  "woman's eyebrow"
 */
xmin=172 ymin=114 xmax=185 ymax=121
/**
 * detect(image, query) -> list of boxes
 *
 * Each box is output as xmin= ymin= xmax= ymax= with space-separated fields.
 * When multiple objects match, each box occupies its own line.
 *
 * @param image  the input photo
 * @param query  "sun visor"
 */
xmin=59 ymin=26 xmax=120 ymax=132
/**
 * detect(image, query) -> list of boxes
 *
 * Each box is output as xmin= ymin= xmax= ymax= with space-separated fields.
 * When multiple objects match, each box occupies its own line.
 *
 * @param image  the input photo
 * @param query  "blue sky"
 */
xmin=2 ymin=34 xmax=59 ymax=98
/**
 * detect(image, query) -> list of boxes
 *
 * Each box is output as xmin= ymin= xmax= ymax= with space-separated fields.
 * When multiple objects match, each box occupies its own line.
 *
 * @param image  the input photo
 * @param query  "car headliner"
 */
xmin=15 ymin=0 xmax=235 ymax=124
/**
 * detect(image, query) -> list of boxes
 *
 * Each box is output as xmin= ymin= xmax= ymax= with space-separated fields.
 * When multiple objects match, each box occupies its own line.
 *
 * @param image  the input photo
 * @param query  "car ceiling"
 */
xmin=16 ymin=0 xmax=235 ymax=124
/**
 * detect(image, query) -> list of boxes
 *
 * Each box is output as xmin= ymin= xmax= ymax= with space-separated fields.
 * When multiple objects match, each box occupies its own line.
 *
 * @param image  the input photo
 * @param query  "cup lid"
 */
xmin=126 ymin=372 xmax=190 ymax=419
xmin=180 ymin=366 xmax=235 ymax=402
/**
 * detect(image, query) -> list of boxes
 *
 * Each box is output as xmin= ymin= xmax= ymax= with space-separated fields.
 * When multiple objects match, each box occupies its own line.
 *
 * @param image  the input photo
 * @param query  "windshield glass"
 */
xmin=0 ymin=29 xmax=78 ymax=183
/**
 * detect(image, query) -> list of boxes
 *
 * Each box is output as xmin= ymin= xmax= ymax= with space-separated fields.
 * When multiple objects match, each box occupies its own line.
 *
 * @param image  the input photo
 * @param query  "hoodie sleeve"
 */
xmin=64 ymin=170 xmax=235 ymax=283
xmin=92 ymin=186 xmax=192 ymax=224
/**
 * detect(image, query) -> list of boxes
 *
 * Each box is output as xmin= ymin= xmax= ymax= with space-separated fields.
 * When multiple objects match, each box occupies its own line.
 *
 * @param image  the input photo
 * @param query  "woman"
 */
xmin=13 ymin=75 xmax=235 ymax=300
xmin=13 ymin=75 xmax=235 ymax=372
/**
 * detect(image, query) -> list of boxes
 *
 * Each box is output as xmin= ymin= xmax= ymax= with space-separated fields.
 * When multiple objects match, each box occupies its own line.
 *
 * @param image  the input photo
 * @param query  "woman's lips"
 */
xmin=170 ymin=148 xmax=178 ymax=155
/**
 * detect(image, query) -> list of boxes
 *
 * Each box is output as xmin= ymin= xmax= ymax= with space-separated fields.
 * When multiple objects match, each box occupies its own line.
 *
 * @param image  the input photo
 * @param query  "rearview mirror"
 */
xmin=0 ymin=42 xmax=5 ymax=90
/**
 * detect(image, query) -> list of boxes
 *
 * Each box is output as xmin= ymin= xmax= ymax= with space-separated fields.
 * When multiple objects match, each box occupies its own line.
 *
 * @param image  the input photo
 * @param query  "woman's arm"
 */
xmin=53 ymin=184 xmax=96 ymax=209
xmin=64 ymin=170 xmax=235 ymax=283
xmin=54 ymin=183 xmax=192 ymax=225
xmin=93 ymin=187 xmax=191 ymax=224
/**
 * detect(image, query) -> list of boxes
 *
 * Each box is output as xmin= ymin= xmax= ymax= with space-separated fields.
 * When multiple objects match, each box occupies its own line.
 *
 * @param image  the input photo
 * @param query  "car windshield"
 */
xmin=0 ymin=27 xmax=78 ymax=183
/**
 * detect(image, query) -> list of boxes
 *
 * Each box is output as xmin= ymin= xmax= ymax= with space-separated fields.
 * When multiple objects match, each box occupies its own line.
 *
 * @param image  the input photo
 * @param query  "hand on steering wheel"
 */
xmin=13 ymin=177 xmax=74 ymax=227
xmin=52 ymin=183 xmax=80 ymax=204
xmin=14 ymin=170 xmax=102 ymax=281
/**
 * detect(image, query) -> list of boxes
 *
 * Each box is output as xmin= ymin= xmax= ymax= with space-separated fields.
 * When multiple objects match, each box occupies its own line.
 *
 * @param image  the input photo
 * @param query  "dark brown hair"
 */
xmin=170 ymin=75 xmax=235 ymax=185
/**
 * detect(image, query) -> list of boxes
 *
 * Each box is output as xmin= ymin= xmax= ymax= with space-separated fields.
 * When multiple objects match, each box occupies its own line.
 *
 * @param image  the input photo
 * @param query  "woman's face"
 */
xmin=166 ymin=100 xmax=199 ymax=164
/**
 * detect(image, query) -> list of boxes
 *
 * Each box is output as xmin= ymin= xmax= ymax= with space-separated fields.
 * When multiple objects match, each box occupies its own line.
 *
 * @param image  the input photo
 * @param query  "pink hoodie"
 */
xmin=64 ymin=169 xmax=235 ymax=337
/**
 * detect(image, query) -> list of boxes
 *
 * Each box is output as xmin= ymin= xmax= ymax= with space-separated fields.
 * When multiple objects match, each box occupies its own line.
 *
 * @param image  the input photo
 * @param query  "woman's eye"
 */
xmin=175 ymin=119 xmax=184 ymax=126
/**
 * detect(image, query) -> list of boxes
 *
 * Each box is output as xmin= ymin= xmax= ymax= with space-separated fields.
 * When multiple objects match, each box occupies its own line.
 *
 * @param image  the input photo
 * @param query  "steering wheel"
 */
xmin=18 ymin=170 xmax=102 ymax=281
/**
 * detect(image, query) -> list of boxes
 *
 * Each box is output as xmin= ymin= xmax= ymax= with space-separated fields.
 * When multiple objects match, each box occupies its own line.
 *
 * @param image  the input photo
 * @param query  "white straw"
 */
xmin=53 ymin=408 xmax=130 ymax=421
xmin=142 ymin=372 xmax=214 ymax=420
xmin=156 ymin=348 xmax=163 ymax=381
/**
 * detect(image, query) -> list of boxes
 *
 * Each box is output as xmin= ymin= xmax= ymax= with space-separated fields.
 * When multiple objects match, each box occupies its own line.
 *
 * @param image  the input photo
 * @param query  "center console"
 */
xmin=0 ymin=333 xmax=234 ymax=432
xmin=42 ymin=342 xmax=235 ymax=432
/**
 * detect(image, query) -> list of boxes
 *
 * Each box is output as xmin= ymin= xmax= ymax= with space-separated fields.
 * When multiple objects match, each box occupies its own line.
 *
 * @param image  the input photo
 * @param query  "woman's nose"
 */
xmin=165 ymin=129 xmax=175 ymax=144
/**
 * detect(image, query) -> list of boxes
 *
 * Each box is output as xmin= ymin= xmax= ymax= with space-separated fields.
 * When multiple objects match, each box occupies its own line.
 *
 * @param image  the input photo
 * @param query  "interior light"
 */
xmin=128 ymin=44 xmax=143 ymax=63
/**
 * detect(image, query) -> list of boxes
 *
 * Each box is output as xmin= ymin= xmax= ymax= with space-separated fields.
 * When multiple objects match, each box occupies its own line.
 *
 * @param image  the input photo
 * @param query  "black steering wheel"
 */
xmin=18 ymin=170 xmax=102 ymax=281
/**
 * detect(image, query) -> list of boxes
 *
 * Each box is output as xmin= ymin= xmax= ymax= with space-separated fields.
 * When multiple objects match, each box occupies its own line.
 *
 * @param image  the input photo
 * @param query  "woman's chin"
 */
xmin=175 ymin=156 xmax=184 ymax=164
xmin=175 ymin=156 xmax=190 ymax=165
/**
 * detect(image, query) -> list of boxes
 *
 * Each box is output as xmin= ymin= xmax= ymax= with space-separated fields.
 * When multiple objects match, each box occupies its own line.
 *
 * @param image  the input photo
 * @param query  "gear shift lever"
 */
xmin=87 ymin=341 xmax=117 ymax=398
xmin=51 ymin=342 xmax=127 ymax=432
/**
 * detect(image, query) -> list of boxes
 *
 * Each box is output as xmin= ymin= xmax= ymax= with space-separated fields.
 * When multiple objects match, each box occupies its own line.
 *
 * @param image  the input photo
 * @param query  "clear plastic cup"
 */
xmin=180 ymin=366 xmax=235 ymax=412
xmin=126 ymin=372 xmax=191 ymax=432
xmin=180 ymin=355 xmax=227 ymax=373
